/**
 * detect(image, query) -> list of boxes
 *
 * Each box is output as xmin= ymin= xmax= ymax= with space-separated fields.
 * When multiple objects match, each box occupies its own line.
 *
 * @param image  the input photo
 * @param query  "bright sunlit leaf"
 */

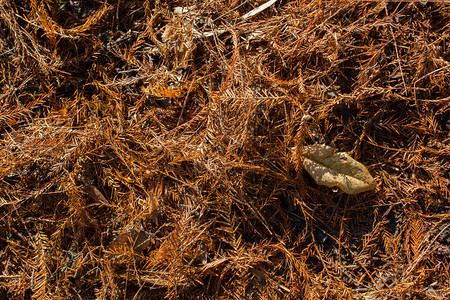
xmin=301 ymin=144 xmax=377 ymax=194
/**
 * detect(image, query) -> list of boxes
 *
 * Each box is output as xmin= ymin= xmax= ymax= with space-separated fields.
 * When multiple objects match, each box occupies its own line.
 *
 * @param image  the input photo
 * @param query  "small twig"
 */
xmin=384 ymin=5 xmax=407 ymax=96
xmin=389 ymin=27 xmax=407 ymax=95
xmin=402 ymin=222 xmax=450 ymax=279
xmin=242 ymin=0 xmax=277 ymax=20
xmin=413 ymin=65 xmax=450 ymax=107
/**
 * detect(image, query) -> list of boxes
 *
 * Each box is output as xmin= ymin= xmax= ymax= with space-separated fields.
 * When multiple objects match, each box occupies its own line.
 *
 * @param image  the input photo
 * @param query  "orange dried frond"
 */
xmin=66 ymin=4 xmax=113 ymax=35
xmin=142 ymin=82 xmax=195 ymax=99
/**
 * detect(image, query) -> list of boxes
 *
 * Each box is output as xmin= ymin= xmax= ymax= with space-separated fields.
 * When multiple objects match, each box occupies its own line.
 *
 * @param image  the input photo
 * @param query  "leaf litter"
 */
xmin=0 ymin=0 xmax=449 ymax=299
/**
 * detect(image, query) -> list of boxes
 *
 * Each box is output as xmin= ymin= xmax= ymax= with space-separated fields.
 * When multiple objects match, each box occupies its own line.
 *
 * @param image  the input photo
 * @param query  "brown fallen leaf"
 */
xmin=83 ymin=183 xmax=109 ymax=204
xmin=301 ymin=144 xmax=377 ymax=194
xmin=107 ymin=229 xmax=152 ymax=254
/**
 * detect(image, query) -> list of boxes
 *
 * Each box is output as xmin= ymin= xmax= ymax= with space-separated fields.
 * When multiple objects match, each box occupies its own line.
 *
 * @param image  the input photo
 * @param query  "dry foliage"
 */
xmin=0 ymin=0 xmax=449 ymax=299
xmin=301 ymin=144 xmax=378 ymax=194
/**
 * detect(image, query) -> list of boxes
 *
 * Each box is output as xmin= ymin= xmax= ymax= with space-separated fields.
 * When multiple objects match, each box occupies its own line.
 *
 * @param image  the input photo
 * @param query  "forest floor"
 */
xmin=0 ymin=1 xmax=449 ymax=299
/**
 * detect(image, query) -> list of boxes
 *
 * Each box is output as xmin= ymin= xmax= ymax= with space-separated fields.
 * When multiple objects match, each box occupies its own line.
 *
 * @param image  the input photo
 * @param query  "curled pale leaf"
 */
xmin=301 ymin=144 xmax=377 ymax=194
